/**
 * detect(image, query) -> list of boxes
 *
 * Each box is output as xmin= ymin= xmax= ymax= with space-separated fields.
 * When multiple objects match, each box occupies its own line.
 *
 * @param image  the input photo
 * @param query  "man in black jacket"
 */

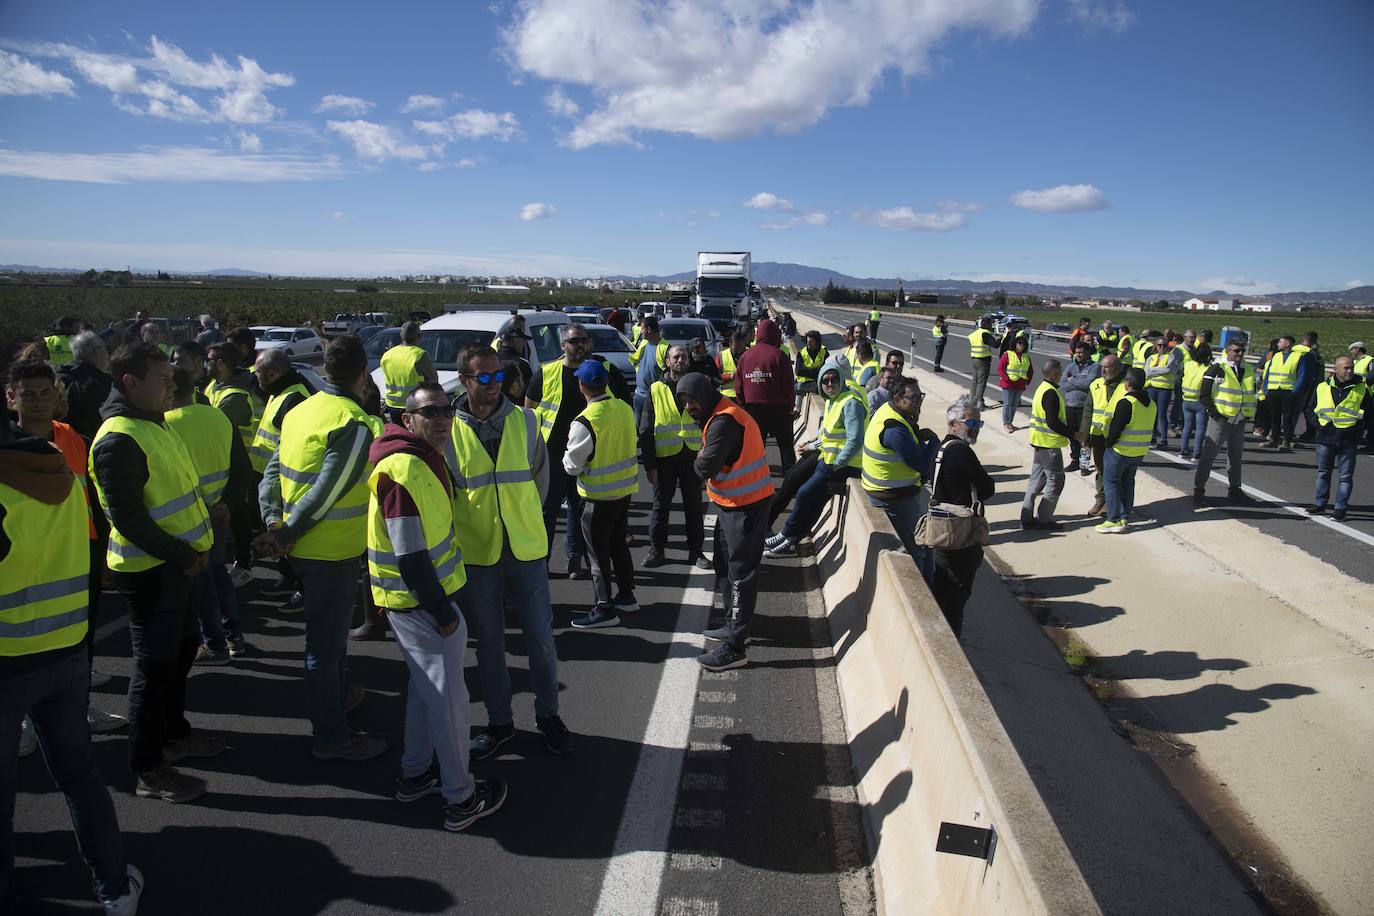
xmin=639 ymin=345 xmax=707 ymax=569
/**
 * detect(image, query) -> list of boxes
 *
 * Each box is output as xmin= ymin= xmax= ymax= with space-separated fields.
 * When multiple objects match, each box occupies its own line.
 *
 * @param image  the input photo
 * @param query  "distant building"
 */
xmin=468 ymin=283 xmax=532 ymax=293
xmin=1184 ymin=297 xmax=1292 ymax=313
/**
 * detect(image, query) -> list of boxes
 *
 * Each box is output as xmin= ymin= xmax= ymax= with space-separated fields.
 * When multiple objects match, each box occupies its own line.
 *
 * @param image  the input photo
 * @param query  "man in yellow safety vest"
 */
xmin=1193 ymin=339 xmax=1256 ymax=507
xmin=379 ymin=321 xmax=437 ymax=425
xmin=1308 ymin=355 xmax=1372 ymax=521
xmin=640 ymin=345 xmax=707 ymax=569
xmin=1023 ymin=359 xmax=1079 ymax=531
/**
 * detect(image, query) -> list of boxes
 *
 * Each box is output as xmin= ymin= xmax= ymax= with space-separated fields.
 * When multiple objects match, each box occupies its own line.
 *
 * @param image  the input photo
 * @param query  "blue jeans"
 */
xmin=866 ymin=492 xmax=933 ymax=582
xmin=1 ymin=651 xmax=129 ymax=904
xmin=633 ymin=391 xmax=649 ymax=431
xmin=781 ymin=461 xmax=857 ymax=542
xmin=461 ymin=556 xmax=561 ymax=725
xmin=1001 ymin=387 xmax=1023 ymax=427
xmin=1148 ymin=388 xmax=1172 ymax=445
xmin=1103 ymin=449 xmax=1143 ymax=522
xmin=543 ymin=467 xmax=586 ymax=560
xmin=1314 ymin=441 xmax=1356 ymax=510
xmin=293 ymin=555 xmax=361 ymax=749
xmin=198 ymin=516 xmax=242 ymax=648
xmin=1180 ymin=400 xmax=1207 ymax=456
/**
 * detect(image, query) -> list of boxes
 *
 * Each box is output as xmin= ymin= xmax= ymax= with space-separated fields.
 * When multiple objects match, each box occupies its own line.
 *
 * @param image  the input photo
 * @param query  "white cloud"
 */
xmin=1198 ymin=277 xmax=1284 ymax=294
xmin=5 ymin=36 xmax=293 ymax=124
xmin=413 ymin=109 xmax=522 ymax=143
xmin=854 ymin=206 xmax=968 ymax=232
xmin=401 ymin=94 xmax=446 ymax=113
xmin=1010 ymin=183 xmax=1109 ymax=212
xmin=0 ymin=146 xmax=342 ymax=184
xmin=502 ymin=0 xmax=1038 ymax=148
xmin=544 ymin=86 xmax=580 ymax=118
xmin=455 ymin=158 xmax=477 ymax=169
xmin=328 ymin=211 xmax=346 ymax=221
xmin=743 ymin=192 xmax=794 ymax=212
xmin=326 ymin=120 xmax=429 ymax=161
xmin=417 ymin=161 xmax=442 ymax=172
xmin=684 ymin=208 xmax=720 ymax=227
xmin=314 ymin=94 xmax=373 ymax=116
xmin=0 ymin=50 xmax=76 ymax=96
xmin=762 ymin=211 xmax=829 ymax=231
xmin=1344 ymin=280 xmax=1370 ymax=289
xmin=520 ymin=202 xmax=556 ymax=221
xmin=1067 ymin=0 xmax=1136 ymax=33
xmin=237 ymin=131 xmax=262 ymax=151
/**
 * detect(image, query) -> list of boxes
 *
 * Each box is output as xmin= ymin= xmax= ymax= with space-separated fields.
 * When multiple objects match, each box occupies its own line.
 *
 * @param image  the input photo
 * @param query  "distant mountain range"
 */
xmin=4 ymin=260 xmax=1370 ymax=305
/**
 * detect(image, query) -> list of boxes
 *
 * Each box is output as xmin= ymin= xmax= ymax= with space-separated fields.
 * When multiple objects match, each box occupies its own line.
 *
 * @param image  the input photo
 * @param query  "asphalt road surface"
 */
xmin=13 ymin=467 xmax=871 ymax=915
xmin=787 ymin=301 xmax=1374 ymax=585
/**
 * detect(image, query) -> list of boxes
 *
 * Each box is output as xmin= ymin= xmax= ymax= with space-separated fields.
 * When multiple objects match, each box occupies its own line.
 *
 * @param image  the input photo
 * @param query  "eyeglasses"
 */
xmin=963 ymin=418 xmax=984 ymax=429
xmin=564 ymin=336 xmax=590 ymax=344
xmin=462 ymin=369 xmax=506 ymax=385
xmin=407 ymin=404 xmax=455 ymax=419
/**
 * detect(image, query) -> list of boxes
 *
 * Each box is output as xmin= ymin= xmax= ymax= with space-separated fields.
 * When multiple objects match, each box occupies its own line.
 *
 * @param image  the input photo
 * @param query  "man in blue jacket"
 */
xmin=1061 ymin=339 xmax=1100 ymax=472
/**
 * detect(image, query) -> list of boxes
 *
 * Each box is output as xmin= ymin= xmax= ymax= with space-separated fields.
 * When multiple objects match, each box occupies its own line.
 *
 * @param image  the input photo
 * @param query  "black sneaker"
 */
xmin=566 ymin=554 xmax=589 ymax=580
xmin=1192 ymin=489 xmax=1207 ymax=509
xmin=612 ymin=592 xmax=640 ymax=613
xmin=444 ymin=779 xmax=508 ymax=832
xmin=1307 ymin=504 xmax=1326 ymax=515
xmin=536 ymin=715 xmax=573 ymax=755
xmin=702 ymin=624 xmax=729 ymax=643
xmin=470 ymin=723 xmax=515 ymax=761
xmin=691 ymin=554 xmax=713 ymax=570
xmin=698 ymin=644 xmax=747 ymax=671
xmin=395 ymin=767 xmax=442 ymax=803
xmin=1064 ymin=461 xmax=1081 ymax=473
xmin=571 ymin=607 xmax=620 ymax=629
xmin=1227 ymin=488 xmax=1253 ymax=504
xmin=1037 ymin=519 xmax=1063 ymax=532
xmin=282 ymin=590 xmax=304 ymax=611
xmin=642 ymin=547 xmax=668 ymax=568
xmin=1332 ymin=507 xmax=1348 ymax=521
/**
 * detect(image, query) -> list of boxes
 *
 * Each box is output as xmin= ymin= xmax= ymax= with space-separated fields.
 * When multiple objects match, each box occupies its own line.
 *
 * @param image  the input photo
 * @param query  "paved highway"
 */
xmin=786 ymin=301 xmax=1374 ymax=585
xmin=13 ymin=475 xmax=871 ymax=915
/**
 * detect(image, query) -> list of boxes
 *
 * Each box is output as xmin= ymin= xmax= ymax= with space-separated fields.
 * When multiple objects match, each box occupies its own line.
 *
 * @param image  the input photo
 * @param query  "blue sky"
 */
xmin=1 ymin=0 xmax=1371 ymax=292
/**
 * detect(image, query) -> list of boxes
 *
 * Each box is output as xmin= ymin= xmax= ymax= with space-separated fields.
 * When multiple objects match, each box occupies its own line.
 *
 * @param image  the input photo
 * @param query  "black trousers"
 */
xmin=229 ymin=472 xmax=262 ymax=568
xmin=580 ymin=496 xmax=634 ymax=608
xmin=715 ymin=500 xmax=769 ymax=651
xmin=933 ymin=340 xmax=946 ymax=370
xmin=932 ymin=545 xmax=983 ymax=638
xmin=1267 ymin=389 xmax=1296 ymax=443
xmin=649 ymin=449 xmax=704 ymax=554
xmin=767 ymin=450 xmax=820 ymax=526
xmin=113 ymin=564 xmax=200 ymax=774
xmin=745 ymin=403 xmax=796 ymax=473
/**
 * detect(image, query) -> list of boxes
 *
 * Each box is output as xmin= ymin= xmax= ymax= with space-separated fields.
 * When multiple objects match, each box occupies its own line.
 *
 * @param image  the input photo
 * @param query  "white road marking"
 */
xmin=591 ymin=516 xmax=716 ymax=916
xmin=680 ymin=772 xmax=727 ymax=792
xmin=692 ymin=714 xmax=734 ymax=729
xmin=660 ymin=898 xmax=720 ymax=916
xmin=688 ymin=740 xmax=727 ymax=754
xmin=669 ymin=852 xmax=724 ymax=871
xmin=695 ymin=691 xmax=736 ymax=704
xmin=673 ymin=809 xmax=726 ymax=829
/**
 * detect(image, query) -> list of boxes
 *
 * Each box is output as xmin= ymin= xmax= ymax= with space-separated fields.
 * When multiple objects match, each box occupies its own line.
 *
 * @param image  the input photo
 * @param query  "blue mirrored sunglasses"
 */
xmin=464 ymin=370 xmax=506 ymax=385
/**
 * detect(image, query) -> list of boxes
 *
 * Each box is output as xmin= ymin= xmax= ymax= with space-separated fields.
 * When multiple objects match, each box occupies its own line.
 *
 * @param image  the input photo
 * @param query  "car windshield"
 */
xmin=365 ymin=329 xmax=401 ymax=357
xmin=660 ymin=321 xmax=709 ymax=341
xmin=251 ymin=328 xmax=270 ymax=339
xmin=582 ymin=326 xmax=632 ymax=353
xmin=698 ymin=277 xmax=747 ymax=298
xmin=418 ymin=328 xmax=497 ymax=369
xmin=265 ymin=329 xmax=295 ymax=341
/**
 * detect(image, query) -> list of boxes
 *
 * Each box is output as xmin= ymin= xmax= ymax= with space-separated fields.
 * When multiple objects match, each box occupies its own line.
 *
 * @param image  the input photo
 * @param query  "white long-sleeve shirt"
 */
xmin=562 ymin=393 xmax=608 ymax=476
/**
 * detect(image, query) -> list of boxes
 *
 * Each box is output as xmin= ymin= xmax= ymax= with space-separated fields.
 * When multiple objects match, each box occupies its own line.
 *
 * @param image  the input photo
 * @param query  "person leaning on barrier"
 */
xmin=367 ymin=380 xmax=509 ymax=832
xmin=1192 ymin=338 xmax=1256 ymax=508
xmin=930 ymin=396 xmax=994 ymax=638
xmin=255 ymin=334 xmax=388 ymax=762
xmin=1098 ymin=368 xmax=1156 ymax=533
xmin=89 ymin=342 xmax=224 ymax=804
xmin=640 ymin=345 xmax=708 ymax=570
xmin=1022 ymin=359 xmax=1077 ymax=532
xmin=563 ymin=360 xmax=640 ymax=630
xmin=678 ymin=372 xmax=775 ymax=672
xmin=449 ymin=345 xmax=568 ymax=760
xmin=0 ymin=417 xmax=145 ymax=915
xmin=968 ymin=316 xmax=997 ymax=408
xmin=1308 ymin=356 xmax=1372 ymax=522
xmin=738 ymin=318 xmax=797 ymax=474
xmin=379 ymin=321 xmax=437 ymax=426
xmin=868 ymin=366 xmax=899 ymax=413
xmin=793 ymin=330 xmax=829 ymax=414
xmin=765 ymin=357 xmax=867 ymax=559
xmin=862 ymin=376 xmax=939 ymax=565
xmin=867 ymin=349 xmax=904 ymax=393
xmin=850 ymin=340 xmax=879 ymax=391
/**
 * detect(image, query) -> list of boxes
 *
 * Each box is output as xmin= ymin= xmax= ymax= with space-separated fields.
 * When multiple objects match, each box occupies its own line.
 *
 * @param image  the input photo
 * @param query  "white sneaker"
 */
xmin=102 ymin=864 xmax=144 ymax=916
xmin=90 ymin=668 xmax=113 ymax=688
xmin=227 ymin=564 xmax=254 ymax=588
xmin=88 ymin=707 xmax=129 ymax=734
xmin=19 ymin=715 xmax=37 ymax=758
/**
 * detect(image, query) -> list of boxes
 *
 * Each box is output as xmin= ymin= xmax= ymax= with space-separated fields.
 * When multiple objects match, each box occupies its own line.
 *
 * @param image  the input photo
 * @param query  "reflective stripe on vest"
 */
xmin=1212 ymin=364 xmax=1256 ymax=418
xmin=1005 ymin=351 xmax=1031 ymax=382
xmin=380 ymin=345 xmax=427 ymax=410
xmin=1089 ymin=377 xmax=1126 ymax=435
xmin=575 ymin=397 xmax=639 ymax=501
xmin=1315 ymin=379 xmax=1367 ymax=429
xmin=650 ymin=380 xmax=701 ymax=458
xmin=164 ymin=403 xmax=234 ymax=508
xmin=1182 ymin=359 xmax=1207 ymax=401
xmin=449 ymin=405 xmax=547 ymax=567
xmin=1029 ymin=381 xmax=1068 ymax=449
xmin=1145 ymin=352 xmax=1177 ymax=389
xmin=90 ymin=415 xmax=212 ymax=572
xmin=720 ymin=349 xmax=738 ymax=398
xmin=1112 ymin=395 xmax=1158 ymax=457
xmin=861 ymin=401 xmax=920 ymax=493
xmin=704 ymin=399 xmax=775 ymax=507
xmin=536 ymin=358 xmax=610 ymax=440
xmin=252 ymin=382 xmax=309 ymax=467
xmin=1265 ymin=350 xmax=1299 ymax=390
xmin=278 ymin=392 xmax=383 ymax=561
xmin=366 ymin=451 xmax=465 ymax=609
xmin=0 ymin=477 xmax=89 ymax=656
xmin=819 ymin=389 xmax=866 ymax=468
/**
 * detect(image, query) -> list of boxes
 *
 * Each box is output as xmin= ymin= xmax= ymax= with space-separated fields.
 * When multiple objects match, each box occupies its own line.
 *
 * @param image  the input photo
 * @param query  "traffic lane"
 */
xmin=792 ymin=303 xmax=1374 ymax=583
xmin=12 ymin=468 xmax=863 ymax=915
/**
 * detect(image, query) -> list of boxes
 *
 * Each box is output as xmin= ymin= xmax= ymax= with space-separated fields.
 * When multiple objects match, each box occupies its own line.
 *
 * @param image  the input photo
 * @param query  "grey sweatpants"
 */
xmin=1194 ymin=416 xmax=1246 ymax=493
xmin=388 ymin=606 xmax=475 ymax=805
xmin=970 ymin=358 xmax=991 ymax=404
xmin=1023 ymin=446 xmax=1065 ymax=521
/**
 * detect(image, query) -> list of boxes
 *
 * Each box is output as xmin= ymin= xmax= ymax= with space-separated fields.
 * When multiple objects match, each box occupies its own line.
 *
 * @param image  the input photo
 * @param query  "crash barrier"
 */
xmin=794 ymin=397 xmax=1099 ymax=914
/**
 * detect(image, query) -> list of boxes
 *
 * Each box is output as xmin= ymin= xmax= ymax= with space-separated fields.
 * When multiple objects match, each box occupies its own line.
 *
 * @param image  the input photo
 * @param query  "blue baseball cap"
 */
xmin=574 ymin=360 xmax=608 ymax=385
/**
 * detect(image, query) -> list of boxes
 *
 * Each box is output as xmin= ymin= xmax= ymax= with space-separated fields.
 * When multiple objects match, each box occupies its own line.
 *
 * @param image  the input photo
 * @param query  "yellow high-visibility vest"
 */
xmin=861 ymin=402 xmax=920 ymax=493
xmin=164 ymin=403 xmax=233 ymax=508
xmin=1145 ymin=352 xmax=1177 ymax=390
xmin=366 ymin=451 xmax=465 ymax=608
xmin=1089 ymin=376 xmax=1126 ymax=436
xmin=969 ymin=329 xmax=993 ymax=360
xmin=1265 ymin=350 xmax=1300 ymax=391
xmin=379 ymin=344 xmax=428 ymax=410
xmin=1211 ymin=364 xmax=1256 ymax=419
xmin=534 ymin=357 xmax=612 ymax=440
xmin=819 ymin=388 xmax=867 ymax=469
xmin=1005 ymin=350 xmax=1031 ymax=382
xmin=449 ymin=405 xmax=547 ymax=567
xmin=575 ymin=398 xmax=638 ymax=501
xmin=720 ymin=349 xmax=740 ymax=399
xmin=650 ymin=380 xmax=701 ymax=458
xmin=0 ymin=474 xmax=89 ymax=656
xmin=1112 ymin=394 xmax=1158 ymax=457
xmin=252 ymin=382 xmax=310 ymax=470
xmin=206 ymin=378 xmax=265 ymax=472
xmin=1029 ymin=381 xmax=1068 ymax=449
xmin=1315 ymin=379 xmax=1367 ymax=429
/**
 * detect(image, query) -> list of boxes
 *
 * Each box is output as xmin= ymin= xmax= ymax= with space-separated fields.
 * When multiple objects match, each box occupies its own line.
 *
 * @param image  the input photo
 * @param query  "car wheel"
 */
xmin=286 ymin=349 xmax=294 ymax=357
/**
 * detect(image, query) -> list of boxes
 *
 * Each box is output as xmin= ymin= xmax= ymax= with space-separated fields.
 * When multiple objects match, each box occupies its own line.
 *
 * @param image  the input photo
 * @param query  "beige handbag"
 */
xmin=915 ymin=442 xmax=990 ymax=549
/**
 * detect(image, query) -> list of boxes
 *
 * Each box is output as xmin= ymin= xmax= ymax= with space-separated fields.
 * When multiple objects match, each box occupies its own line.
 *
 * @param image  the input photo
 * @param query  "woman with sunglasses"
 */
xmin=929 ymin=395 xmax=995 ymax=638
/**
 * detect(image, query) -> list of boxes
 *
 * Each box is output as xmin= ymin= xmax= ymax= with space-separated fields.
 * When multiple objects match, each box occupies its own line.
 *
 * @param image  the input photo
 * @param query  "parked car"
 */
xmin=574 ymin=322 xmax=635 ymax=378
xmin=1045 ymin=323 xmax=1072 ymax=334
xmin=322 ymin=312 xmax=386 ymax=337
xmin=363 ymin=326 xmax=403 ymax=372
xmin=696 ymin=303 xmax=738 ymax=337
xmin=658 ymin=317 xmax=722 ymax=357
xmin=255 ymin=326 xmax=325 ymax=359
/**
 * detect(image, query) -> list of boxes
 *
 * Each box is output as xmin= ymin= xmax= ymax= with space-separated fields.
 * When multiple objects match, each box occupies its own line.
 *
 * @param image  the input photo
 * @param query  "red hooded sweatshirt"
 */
xmin=738 ymin=319 xmax=795 ymax=405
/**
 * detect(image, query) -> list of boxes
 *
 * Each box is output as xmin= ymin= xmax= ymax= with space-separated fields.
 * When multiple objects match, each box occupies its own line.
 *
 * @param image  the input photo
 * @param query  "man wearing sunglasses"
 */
xmin=450 ymin=345 xmax=569 ymax=759
xmin=527 ymin=324 xmax=629 ymax=579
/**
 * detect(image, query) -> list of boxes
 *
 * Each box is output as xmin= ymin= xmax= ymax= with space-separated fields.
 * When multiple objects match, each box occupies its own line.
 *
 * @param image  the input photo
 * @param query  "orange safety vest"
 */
xmin=51 ymin=420 xmax=97 ymax=540
xmin=703 ymin=399 xmax=776 ymax=508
